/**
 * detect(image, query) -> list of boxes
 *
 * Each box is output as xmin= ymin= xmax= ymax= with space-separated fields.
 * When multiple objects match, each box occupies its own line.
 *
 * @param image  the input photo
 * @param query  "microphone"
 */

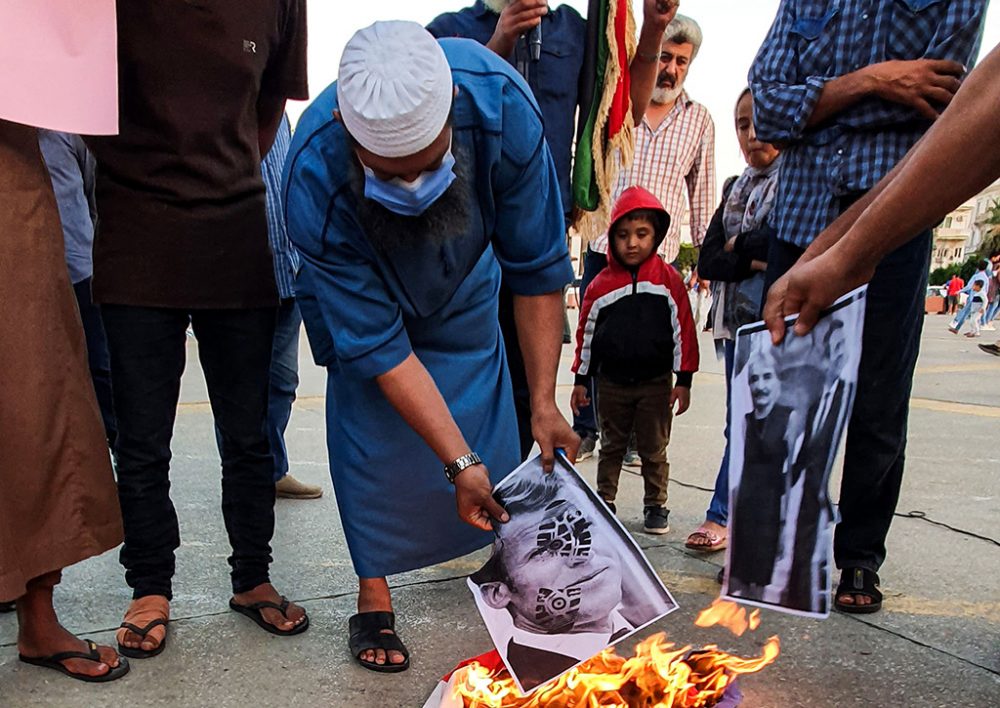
xmin=529 ymin=22 xmax=542 ymax=62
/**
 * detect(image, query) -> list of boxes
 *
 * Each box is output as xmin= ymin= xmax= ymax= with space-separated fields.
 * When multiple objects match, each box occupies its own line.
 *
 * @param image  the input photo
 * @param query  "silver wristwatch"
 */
xmin=444 ymin=452 xmax=482 ymax=484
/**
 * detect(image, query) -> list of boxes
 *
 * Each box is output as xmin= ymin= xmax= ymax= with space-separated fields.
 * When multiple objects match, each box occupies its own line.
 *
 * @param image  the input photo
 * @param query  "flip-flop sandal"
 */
xmin=685 ymin=527 xmax=728 ymax=552
xmin=348 ymin=611 xmax=410 ymax=673
xmin=20 ymin=639 xmax=130 ymax=683
xmin=834 ymin=568 xmax=883 ymax=614
xmin=229 ymin=596 xmax=309 ymax=636
xmin=117 ymin=617 xmax=168 ymax=659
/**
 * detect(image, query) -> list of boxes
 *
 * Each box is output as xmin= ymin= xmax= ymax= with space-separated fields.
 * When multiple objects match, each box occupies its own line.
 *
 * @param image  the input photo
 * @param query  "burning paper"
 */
xmin=425 ymin=601 xmax=780 ymax=708
xmin=468 ymin=453 xmax=677 ymax=694
xmin=723 ymin=287 xmax=867 ymax=617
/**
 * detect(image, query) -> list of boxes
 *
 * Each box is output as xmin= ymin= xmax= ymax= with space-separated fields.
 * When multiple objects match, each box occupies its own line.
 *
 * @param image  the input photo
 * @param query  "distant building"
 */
xmin=969 ymin=179 xmax=1000 ymax=255
xmin=932 ymin=202 xmax=974 ymax=269
xmin=932 ymin=180 xmax=1000 ymax=269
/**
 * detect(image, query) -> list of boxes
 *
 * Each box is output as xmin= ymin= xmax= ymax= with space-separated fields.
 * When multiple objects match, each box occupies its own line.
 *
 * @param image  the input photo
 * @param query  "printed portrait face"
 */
xmin=825 ymin=323 xmax=847 ymax=375
xmin=486 ymin=499 xmax=624 ymax=634
xmin=748 ymin=354 xmax=780 ymax=417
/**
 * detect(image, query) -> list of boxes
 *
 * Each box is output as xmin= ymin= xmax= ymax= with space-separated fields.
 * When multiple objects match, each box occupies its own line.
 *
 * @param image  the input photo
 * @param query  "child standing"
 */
xmin=966 ymin=280 xmax=987 ymax=338
xmin=570 ymin=187 xmax=699 ymax=534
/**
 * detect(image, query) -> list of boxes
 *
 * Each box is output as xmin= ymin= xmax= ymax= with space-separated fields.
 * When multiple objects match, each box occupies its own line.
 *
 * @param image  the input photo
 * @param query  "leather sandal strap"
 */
xmin=44 ymin=639 xmax=101 ymax=664
xmin=239 ymin=596 xmax=291 ymax=616
xmin=349 ymin=611 xmax=395 ymax=636
xmin=348 ymin=612 xmax=407 ymax=659
xmin=119 ymin=618 xmax=168 ymax=638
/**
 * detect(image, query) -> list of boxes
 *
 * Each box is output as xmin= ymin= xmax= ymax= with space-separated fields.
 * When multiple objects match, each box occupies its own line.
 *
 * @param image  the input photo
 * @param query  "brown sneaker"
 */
xmin=275 ymin=474 xmax=323 ymax=500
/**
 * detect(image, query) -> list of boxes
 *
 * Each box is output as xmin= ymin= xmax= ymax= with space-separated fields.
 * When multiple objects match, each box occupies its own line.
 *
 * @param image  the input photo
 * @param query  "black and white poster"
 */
xmin=468 ymin=453 xmax=677 ymax=694
xmin=722 ymin=287 xmax=866 ymax=618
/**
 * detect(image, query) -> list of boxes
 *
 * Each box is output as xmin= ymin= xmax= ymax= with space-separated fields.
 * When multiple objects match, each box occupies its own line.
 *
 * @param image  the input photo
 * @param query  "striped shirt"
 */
xmin=262 ymin=113 xmax=299 ymax=299
xmin=591 ymin=92 xmax=716 ymax=264
xmin=749 ymin=0 xmax=987 ymax=248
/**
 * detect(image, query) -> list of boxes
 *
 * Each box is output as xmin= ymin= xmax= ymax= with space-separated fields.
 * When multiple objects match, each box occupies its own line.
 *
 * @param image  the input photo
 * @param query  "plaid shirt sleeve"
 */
xmin=836 ymin=0 xmax=988 ymax=131
xmin=748 ymin=1 xmax=828 ymax=145
xmin=751 ymin=0 xmax=988 ymax=142
xmin=686 ymin=113 xmax=716 ymax=247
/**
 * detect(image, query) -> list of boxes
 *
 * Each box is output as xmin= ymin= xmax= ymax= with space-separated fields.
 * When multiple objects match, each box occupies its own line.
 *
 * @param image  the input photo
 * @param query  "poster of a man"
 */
xmin=469 ymin=454 xmax=676 ymax=693
xmin=723 ymin=289 xmax=865 ymax=617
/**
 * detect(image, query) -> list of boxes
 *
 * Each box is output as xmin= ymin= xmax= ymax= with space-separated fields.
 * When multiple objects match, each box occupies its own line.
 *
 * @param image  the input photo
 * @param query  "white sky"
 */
xmin=292 ymin=1 xmax=1000 ymax=192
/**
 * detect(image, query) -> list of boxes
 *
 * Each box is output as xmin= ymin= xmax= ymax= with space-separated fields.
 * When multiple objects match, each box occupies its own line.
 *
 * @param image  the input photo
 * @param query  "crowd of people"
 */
xmin=2 ymin=0 xmax=997 ymax=689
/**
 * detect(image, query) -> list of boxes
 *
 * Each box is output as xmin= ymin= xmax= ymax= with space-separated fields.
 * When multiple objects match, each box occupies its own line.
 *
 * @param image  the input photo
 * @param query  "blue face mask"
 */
xmin=362 ymin=143 xmax=456 ymax=217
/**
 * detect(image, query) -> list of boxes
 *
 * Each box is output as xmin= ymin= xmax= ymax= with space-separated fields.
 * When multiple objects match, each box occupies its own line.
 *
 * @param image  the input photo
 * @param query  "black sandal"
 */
xmin=229 ymin=596 xmax=309 ymax=636
xmin=834 ymin=568 xmax=883 ymax=614
xmin=19 ymin=639 xmax=130 ymax=683
xmin=117 ymin=617 xmax=169 ymax=659
xmin=348 ymin=611 xmax=410 ymax=673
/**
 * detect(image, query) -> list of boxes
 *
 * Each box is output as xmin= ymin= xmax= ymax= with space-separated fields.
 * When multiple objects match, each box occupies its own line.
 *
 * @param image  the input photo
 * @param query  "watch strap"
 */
xmin=444 ymin=452 xmax=482 ymax=484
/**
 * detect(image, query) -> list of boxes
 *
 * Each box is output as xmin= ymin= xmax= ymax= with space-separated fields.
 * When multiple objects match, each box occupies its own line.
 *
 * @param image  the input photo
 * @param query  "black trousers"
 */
xmin=498 ymin=282 xmax=534 ymax=460
xmin=102 ymin=304 xmax=277 ymax=599
xmin=72 ymin=277 xmax=117 ymax=447
xmin=765 ymin=222 xmax=931 ymax=573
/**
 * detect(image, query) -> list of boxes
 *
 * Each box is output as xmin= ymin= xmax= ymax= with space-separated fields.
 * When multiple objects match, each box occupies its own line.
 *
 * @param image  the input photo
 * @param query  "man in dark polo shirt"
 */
xmin=427 ymin=0 xmax=677 ymax=459
xmin=85 ymin=0 xmax=309 ymax=657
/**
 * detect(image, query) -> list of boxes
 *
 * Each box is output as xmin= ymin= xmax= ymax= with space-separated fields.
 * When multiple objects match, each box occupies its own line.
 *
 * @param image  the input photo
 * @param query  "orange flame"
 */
xmin=694 ymin=599 xmax=761 ymax=637
xmin=451 ymin=601 xmax=779 ymax=708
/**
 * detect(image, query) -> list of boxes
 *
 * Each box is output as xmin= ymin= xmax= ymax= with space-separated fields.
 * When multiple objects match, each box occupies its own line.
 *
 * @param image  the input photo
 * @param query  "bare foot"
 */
xmin=357 ymin=577 xmax=405 ymax=666
xmin=116 ymin=595 xmax=169 ymax=653
xmin=18 ymin=581 xmax=123 ymax=679
xmin=232 ymin=583 xmax=306 ymax=633
xmin=836 ymin=592 xmax=873 ymax=607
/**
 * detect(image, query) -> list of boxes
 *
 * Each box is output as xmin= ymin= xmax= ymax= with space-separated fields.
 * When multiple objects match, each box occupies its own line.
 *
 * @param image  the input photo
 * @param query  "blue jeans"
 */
xmin=705 ymin=339 xmax=735 ymax=525
xmin=572 ymin=248 xmax=608 ymax=439
xmin=952 ymin=297 xmax=975 ymax=330
xmin=269 ymin=298 xmax=302 ymax=482
xmin=984 ymin=298 xmax=999 ymax=324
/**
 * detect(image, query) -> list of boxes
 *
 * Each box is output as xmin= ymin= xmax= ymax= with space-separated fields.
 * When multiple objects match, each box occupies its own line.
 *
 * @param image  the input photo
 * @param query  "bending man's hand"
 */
xmin=454 ymin=465 xmax=509 ymax=531
xmin=763 ymin=248 xmax=874 ymax=344
xmin=532 ymin=403 xmax=580 ymax=473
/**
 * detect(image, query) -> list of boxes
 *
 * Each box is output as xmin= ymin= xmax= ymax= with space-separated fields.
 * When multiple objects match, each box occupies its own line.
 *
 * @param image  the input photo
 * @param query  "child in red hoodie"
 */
xmin=571 ymin=186 xmax=699 ymax=534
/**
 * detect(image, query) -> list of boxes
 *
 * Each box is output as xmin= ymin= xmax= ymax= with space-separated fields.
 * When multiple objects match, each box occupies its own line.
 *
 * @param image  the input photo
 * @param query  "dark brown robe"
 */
xmin=0 ymin=119 xmax=123 ymax=601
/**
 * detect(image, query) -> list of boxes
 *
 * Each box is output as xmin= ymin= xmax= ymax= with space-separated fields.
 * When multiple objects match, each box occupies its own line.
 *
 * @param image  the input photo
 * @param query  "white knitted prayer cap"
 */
xmin=337 ymin=21 xmax=453 ymax=158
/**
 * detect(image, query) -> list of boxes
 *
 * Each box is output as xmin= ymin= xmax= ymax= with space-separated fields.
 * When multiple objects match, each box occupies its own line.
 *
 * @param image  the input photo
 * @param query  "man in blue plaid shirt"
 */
xmin=749 ymin=0 xmax=987 ymax=614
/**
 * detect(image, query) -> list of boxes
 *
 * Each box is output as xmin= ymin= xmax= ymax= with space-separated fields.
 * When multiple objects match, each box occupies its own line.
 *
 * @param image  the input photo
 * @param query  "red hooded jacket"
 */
xmin=572 ymin=187 xmax=699 ymax=387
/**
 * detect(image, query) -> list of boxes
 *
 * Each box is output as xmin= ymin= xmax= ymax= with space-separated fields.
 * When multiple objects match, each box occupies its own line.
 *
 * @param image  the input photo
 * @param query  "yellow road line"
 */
xmin=915 ymin=362 xmax=1000 ymax=374
xmin=909 ymin=398 xmax=1000 ymax=418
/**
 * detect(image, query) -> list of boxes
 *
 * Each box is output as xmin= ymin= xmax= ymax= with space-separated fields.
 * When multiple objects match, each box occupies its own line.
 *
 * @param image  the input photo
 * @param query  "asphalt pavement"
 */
xmin=1 ymin=313 xmax=997 ymax=707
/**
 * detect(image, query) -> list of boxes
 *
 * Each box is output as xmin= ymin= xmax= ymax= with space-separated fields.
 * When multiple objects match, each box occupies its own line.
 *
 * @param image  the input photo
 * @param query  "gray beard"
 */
xmin=652 ymin=84 xmax=683 ymax=106
xmin=352 ymin=141 xmax=473 ymax=254
xmin=483 ymin=0 xmax=513 ymax=13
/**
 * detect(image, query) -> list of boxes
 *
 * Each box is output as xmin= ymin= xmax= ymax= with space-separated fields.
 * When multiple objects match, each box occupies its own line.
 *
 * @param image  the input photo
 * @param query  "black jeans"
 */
xmin=102 ymin=305 xmax=277 ymax=599
xmin=498 ymin=281 xmax=534 ymax=460
xmin=72 ymin=277 xmax=117 ymax=447
xmin=765 ymin=224 xmax=932 ymax=573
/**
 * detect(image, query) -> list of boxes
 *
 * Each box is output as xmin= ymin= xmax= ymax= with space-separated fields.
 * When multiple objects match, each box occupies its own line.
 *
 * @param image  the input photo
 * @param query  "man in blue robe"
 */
xmin=283 ymin=21 xmax=579 ymax=673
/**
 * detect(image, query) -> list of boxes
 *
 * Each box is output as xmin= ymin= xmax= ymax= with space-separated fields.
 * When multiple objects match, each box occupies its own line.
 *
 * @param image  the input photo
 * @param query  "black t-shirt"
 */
xmin=87 ymin=0 xmax=308 ymax=308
